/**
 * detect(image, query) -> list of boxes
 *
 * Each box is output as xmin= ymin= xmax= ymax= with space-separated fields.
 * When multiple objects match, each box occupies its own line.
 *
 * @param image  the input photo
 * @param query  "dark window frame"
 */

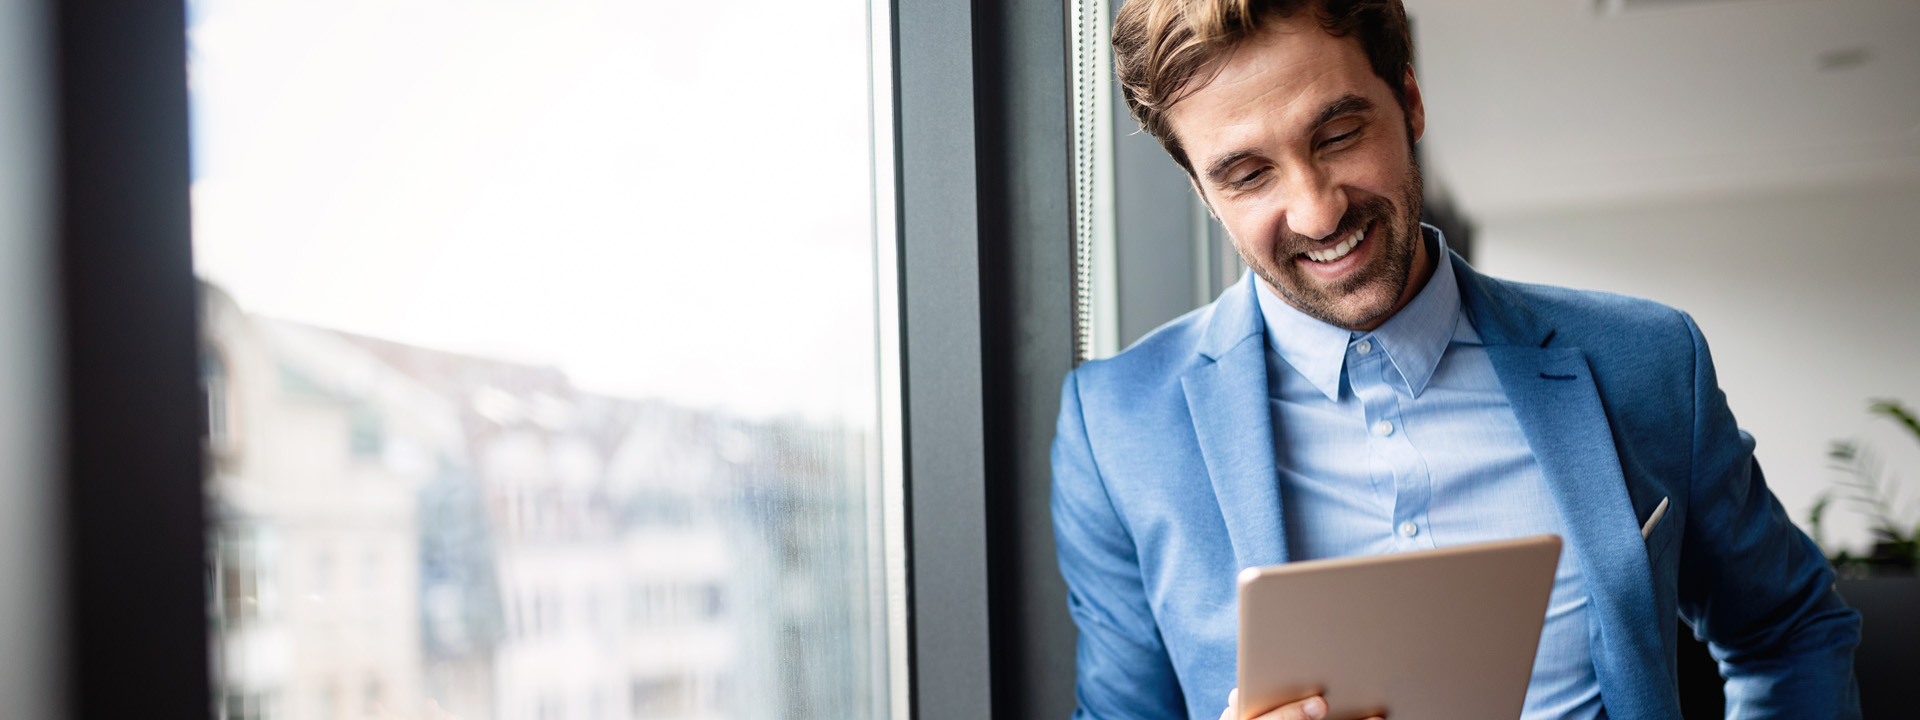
xmin=57 ymin=1 xmax=208 ymax=718
xmin=893 ymin=0 xmax=1080 ymax=717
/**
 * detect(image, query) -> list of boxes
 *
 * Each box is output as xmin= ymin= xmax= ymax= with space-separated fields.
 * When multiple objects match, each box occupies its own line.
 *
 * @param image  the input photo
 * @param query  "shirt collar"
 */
xmin=1255 ymin=224 xmax=1462 ymax=401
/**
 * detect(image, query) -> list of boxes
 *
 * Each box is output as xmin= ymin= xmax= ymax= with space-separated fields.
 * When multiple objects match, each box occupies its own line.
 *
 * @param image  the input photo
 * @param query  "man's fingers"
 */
xmin=1217 ymin=689 xmax=1239 ymax=720
xmin=1251 ymin=694 xmax=1328 ymax=720
xmin=1231 ymin=693 xmax=1372 ymax=720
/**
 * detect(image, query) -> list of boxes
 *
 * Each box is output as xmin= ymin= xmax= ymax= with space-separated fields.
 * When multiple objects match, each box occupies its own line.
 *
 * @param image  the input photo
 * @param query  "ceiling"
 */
xmin=1402 ymin=0 xmax=1920 ymax=217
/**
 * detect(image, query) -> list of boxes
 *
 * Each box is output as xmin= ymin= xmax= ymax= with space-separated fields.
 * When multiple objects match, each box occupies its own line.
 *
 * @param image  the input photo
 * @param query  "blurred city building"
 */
xmin=201 ymin=282 xmax=878 ymax=720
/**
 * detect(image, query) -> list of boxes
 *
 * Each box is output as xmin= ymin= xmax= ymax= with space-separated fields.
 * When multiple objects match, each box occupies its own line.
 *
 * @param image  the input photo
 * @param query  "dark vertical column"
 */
xmin=970 ymin=0 xmax=1080 ymax=717
xmin=895 ymin=1 xmax=992 ymax=719
xmin=56 ymin=0 xmax=208 ymax=718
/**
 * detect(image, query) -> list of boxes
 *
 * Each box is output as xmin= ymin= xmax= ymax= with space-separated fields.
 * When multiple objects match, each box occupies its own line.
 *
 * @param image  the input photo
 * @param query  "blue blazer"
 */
xmin=1051 ymin=254 xmax=1860 ymax=720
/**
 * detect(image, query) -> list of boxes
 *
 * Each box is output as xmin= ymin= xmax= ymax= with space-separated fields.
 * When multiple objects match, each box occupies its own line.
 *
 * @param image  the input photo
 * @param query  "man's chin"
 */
xmin=1329 ymin=303 xmax=1397 ymax=331
xmin=1313 ymin=304 xmax=1389 ymax=330
xmin=1274 ymin=282 xmax=1401 ymax=331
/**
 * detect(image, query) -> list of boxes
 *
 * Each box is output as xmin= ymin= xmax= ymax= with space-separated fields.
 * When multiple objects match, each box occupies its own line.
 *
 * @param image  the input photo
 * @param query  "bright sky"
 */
xmin=188 ymin=0 xmax=879 ymax=422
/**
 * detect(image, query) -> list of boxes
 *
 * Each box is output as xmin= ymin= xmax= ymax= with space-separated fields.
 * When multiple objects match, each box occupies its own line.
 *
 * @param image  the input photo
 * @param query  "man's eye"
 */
xmin=1235 ymin=168 xmax=1268 ymax=186
xmin=1319 ymin=130 xmax=1358 ymax=148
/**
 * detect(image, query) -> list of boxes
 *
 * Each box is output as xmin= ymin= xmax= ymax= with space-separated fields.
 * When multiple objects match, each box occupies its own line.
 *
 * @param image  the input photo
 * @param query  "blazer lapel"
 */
xmin=1459 ymin=256 xmax=1671 ymax=719
xmin=1184 ymin=341 xmax=1288 ymax=571
xmin=1487 ymin=346 xmax=1667 ymax=717
xmin=1183 ymin=277 xmax=1288 ymax=571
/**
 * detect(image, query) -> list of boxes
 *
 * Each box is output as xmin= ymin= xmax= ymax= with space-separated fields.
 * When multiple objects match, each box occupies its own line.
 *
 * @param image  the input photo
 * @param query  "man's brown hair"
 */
xmin=1111 ymin=0 xmax=1412 ymax=175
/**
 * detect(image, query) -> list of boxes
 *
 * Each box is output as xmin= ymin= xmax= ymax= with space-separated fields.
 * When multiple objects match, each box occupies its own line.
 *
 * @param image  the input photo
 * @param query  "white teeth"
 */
xmin=1304 ymin=229 xmax=1365 ymax=263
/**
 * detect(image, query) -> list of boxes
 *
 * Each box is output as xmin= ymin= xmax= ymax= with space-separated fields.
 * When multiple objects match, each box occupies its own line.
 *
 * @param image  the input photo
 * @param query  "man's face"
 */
xmin=1166 ymin=13 xmax=1428 ymax=332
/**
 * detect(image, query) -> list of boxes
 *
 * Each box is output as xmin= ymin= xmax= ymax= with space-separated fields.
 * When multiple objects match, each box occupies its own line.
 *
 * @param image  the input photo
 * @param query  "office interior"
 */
xmin=0 ymin=0 xmax=1914 ymax=718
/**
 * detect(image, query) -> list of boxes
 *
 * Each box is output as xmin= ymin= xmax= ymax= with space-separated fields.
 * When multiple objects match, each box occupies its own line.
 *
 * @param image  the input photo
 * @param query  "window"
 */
xmin=190 ymin=1 xmax=897 ymax=718
xmin=347 ymin=405 xmax=383 ymax=459
xmin=202 ymin=348 xmax=232 ymax=453
xmin=212 ymin=526 xmax=268 ymax=628
xmin=58 ymin=0 xmax=1085 ymax=716
xmin=217 ymin=690 xmax=275 ymax=720
xmin=363 ymin=678 xmax=385 ymax=717
xmin=630 ymin=676 xmax=693 ymax=719
xmin=318 ymin=681 xmax=339 ymax=720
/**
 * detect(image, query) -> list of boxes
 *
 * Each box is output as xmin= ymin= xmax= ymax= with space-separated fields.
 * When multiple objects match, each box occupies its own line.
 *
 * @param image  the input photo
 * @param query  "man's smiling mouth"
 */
xmin=1302 ymin=225 xmax=1367 ymax=263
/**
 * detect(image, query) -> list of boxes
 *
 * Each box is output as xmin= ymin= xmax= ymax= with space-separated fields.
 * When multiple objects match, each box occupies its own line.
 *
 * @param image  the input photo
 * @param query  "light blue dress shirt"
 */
xmin=1254 ymin=227 xmax=1605 ymax=720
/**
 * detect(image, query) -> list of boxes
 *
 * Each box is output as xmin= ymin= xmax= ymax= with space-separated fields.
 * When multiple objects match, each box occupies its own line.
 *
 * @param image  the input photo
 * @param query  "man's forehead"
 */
xmin=1166 ymin=17 xmax=1383 ymax=151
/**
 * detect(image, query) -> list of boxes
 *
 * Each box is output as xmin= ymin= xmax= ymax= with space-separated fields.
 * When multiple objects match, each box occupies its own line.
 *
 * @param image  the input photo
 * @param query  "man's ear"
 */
xmin=1403 ymin=68 xmax=1426 ymax=144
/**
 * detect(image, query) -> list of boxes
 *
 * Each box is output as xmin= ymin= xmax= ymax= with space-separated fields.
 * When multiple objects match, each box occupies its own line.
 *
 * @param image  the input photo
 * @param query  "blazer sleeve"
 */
xmin=1051 ymin=370 xmax=1187 ymax=720
xmin=1674 ymin=312 xmax=1862 ymax=718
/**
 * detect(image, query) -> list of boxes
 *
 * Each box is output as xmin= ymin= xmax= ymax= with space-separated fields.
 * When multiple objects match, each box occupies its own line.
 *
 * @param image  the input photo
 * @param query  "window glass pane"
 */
xmin=190 ymin=2 xmax=893 ymax=719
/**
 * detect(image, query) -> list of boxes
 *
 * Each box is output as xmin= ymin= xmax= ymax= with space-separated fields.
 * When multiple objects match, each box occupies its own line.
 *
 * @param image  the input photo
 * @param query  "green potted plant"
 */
xmin=1806 ymin=399 xmax=1918 ymax=717
xmin=1810 ymin=400 xmax=1920 ymax=577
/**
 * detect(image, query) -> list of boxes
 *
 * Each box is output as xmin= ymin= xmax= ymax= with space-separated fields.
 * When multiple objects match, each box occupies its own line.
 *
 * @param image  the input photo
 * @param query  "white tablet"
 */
xmin=1236 ymin=535 xmax=1562 ymax=720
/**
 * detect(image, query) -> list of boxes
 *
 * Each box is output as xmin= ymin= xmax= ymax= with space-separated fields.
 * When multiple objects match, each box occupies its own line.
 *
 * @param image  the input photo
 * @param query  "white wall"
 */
xmin=0 ymin=0 xmax=61 ymax=718
xmin=1477 ymin=179 xmax=1920 ymax=554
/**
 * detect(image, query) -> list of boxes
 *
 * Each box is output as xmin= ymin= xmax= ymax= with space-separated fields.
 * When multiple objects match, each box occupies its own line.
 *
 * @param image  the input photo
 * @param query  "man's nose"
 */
xmin=1285 ymin=173 xmax=1347 ymax=241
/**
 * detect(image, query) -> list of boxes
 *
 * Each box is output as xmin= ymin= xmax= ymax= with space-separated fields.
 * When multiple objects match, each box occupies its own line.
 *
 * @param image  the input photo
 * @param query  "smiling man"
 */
xmin=1049 ymin=1 xmax=1861 ymax=719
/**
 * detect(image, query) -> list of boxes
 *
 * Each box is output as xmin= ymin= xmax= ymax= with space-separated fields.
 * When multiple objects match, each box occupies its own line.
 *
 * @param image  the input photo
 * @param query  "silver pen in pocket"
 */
xmin=1641 ymin=496 xmax=1670 ymax=539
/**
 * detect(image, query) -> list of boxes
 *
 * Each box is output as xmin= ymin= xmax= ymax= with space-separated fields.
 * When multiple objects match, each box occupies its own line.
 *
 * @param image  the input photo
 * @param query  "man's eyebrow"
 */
xmin=1311 ymin=94 xmax=1375 ymax=130
xmin=1200 ymin=95 xmax=1378 ymax=183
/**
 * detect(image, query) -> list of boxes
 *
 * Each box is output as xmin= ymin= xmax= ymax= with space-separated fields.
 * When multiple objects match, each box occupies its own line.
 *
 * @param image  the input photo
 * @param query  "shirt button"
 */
xmin=1354 ymin=340 xmax=1372 ymax=355
xmin=1399 ymin=521 xmax=1419 ymax=538
xmin=1371 ymin=420 xmax=1393 ymax=437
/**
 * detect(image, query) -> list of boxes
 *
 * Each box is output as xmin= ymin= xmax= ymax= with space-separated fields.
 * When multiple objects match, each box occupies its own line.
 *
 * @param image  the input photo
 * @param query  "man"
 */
xmin=1050 ymin=1 xmax=1861 ymax=719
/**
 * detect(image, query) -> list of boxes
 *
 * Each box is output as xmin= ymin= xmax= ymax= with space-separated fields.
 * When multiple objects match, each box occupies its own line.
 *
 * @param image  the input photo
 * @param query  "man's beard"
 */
xmin=1242 ymin=163 xmax=1424 ymax=331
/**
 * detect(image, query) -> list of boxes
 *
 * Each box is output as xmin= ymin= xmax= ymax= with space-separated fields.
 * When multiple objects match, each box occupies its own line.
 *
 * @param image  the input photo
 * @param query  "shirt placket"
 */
xmin=1349 ymin=334 xmax=1436 ymax=551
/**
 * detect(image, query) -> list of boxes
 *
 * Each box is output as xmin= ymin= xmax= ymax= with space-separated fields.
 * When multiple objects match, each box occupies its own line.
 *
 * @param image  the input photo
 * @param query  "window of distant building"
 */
xmin=348 ymin=405 xmax=383 ymax=459
xmin=202 ymin=347 xmax=233 ymax=455
xmin=362 ymin=677 xmax=384 ymax=717
xmin=217 ymin=690 xmax=273 ymax=720
xmin=318 ymin=681 xmax=338 ymax=720
xmin=310 ymin=550 xmax=332 ymax=602
xmin=700 ymin=583 xmax=725 ymax=619
xmin=631 ymin=676 xmax=690 ymax=719
xmin=215 ymin=527 xmax=263 ymax=628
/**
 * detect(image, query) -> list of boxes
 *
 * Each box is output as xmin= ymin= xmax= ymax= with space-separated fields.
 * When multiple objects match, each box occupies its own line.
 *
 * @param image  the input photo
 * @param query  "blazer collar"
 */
xmin=1197 ymin=272 xmax=1265 ymax=362
xmin=1449 ymin=251 xmax=1561 ymax=350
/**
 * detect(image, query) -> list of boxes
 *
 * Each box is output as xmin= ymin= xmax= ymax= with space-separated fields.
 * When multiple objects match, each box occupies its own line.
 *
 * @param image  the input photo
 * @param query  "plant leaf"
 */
xmin=1869 ymin=399 xmax=1920 ymax=446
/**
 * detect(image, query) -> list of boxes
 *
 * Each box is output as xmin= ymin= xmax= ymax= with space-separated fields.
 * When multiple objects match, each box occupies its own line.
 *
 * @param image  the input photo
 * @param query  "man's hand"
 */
xmin=1218 ymin=689 xmax=1385 ymax=720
